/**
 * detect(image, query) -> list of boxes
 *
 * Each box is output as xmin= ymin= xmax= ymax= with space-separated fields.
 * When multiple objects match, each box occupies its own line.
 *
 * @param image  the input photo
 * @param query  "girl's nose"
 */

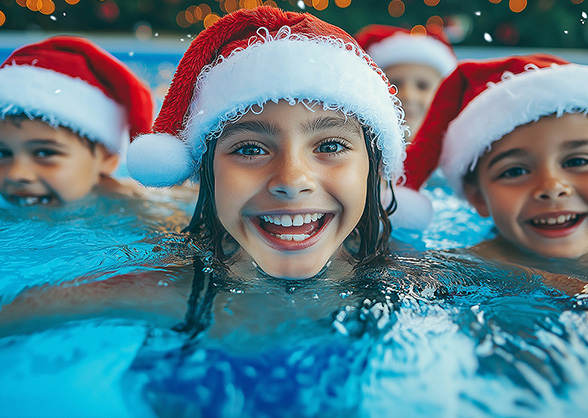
xmin=267 ymin=156 xmax=317 ymax=199
xmin=532 ymin=173 xmax=573 ymax=201
xmin=5 ymin=157 xmax=36 ymax=184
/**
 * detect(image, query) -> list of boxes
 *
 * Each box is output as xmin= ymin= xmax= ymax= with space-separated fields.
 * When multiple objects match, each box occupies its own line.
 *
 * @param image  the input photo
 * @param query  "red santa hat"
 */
xmin=397 ymin=53 xmax=588 ymax=230
xmin=127 ymin=6 xmax=406 ymax=188
xmin=354 ymin=25 xmax=457 ymax=77
xmin=0 ymin=35 xmax=154 ymax=153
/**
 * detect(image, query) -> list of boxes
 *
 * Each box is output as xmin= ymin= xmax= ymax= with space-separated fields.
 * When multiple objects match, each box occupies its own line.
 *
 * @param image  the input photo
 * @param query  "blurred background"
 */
xmin=1 ymin=0 xmax=587 ymax=106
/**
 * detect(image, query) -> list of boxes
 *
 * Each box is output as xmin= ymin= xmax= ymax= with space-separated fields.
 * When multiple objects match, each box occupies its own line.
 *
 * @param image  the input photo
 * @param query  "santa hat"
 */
xmin=127 ymin=6 xmax=406 ymax=188
xmin=397 ymin=53 xmax=588 ymax=230
xmin=354 ymin=25 xmax=456 ymax=77
xmin=0 ymin=35 xmax=154 ymax=153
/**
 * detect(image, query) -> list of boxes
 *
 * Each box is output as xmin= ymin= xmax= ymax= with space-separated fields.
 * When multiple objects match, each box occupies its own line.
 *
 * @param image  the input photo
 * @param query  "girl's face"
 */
xmin=213 ymin=101 xmax=370 ymax=279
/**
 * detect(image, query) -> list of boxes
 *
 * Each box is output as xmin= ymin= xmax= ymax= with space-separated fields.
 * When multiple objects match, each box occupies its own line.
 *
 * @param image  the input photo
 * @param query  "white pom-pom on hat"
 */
xmin=389 ymin=186 xmax=433 ymax=231
xmin=127 ymin=133 xmax=194 ymax=188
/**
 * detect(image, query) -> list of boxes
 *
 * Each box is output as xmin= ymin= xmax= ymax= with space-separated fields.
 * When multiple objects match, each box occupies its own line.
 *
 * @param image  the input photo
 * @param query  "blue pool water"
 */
xmin=0 ymin=171 xmax=587 ymax=417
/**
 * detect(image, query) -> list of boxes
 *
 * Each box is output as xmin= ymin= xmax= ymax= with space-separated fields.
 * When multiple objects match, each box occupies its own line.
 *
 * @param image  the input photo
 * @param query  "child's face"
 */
xmin=0 ymin=119 xmax=119 ymax=206
xmin=213 ymin=101 xmax=370 ymax=279
xmin=384 ymin=63 xmax=442 ymax=140
xmin=464 ymin=113 xmax=588 ymax=259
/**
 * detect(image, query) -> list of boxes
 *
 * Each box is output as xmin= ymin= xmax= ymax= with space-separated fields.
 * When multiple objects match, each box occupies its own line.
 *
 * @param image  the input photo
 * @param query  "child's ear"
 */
xmin=463 ymin=181 xmax=490 ymax=218
xmin=98 ymin=149 xmax=120 ymax=176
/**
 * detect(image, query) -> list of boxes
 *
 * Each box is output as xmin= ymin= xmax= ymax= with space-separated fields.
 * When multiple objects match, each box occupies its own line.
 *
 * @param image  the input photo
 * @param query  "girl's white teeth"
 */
xmin=261 ymin=213 xmax=324 ymax=227
xmin=532 ymin=214 xmax=577 ymax=225
xmin=274 ymin=233 xmax=311 ymax=242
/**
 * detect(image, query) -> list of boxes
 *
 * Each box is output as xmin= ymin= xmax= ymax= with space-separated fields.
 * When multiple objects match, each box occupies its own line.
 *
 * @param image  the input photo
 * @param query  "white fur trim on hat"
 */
xmin=0 ymin=65 xmax=128 ymax=153
xmin=127 ymin=133 xmax=194 ymax=187
xmin=181 ymin=27 xmax=406 ymax=182
xmin=440 ymin=64 xmax=588 ymax=196
xmin=389 ymin=186 xmax=433 ymax=231
xmin=367 ymin=33 xmax=456 ymax=76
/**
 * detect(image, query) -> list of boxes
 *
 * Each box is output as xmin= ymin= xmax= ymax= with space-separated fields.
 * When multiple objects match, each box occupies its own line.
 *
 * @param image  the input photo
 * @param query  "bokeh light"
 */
xmin=135 ymin=23 xmax=153 ymax=40
xmin=312 ymin=0 xmax=329 ymax=11
xmin=0 ymin=11 xmax=5 ymax=27
xmin=424 ymin=0 xmax=440 ymax=6
xmin=388 ymin=0 xmax=405 ymax=18
xmin=65 ymin=0 xmax=80 ymax=4
xmin=204 ymin=12 xmax=220 ymax=27
xmin=335 ymin=0 xmax=351 ymax=7
xmin=426 ymin=15 xmax=444 ymax=34
xmin=488 ymin=0 xmax=501 ymax=4
xmin=411 ymin=24 xmax=427 ymax=36
xmin=571 ymin=0 xmax=584 ymax=4
xmin=26 ymin=0 xmax=40 ymax=12
xmin=509 ymin=0 xmax=527 ymax=13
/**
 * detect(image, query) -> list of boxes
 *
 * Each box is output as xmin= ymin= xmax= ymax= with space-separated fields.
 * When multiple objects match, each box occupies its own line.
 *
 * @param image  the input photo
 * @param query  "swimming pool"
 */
xmin=0 ymin=42 xmax=587 ymax=417
xmin=0 ymin=168 xmax=586 ymax=417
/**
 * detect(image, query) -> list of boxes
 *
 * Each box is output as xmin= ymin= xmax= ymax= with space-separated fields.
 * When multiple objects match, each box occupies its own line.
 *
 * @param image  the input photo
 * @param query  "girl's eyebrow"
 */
xmin=219 ymin=120 xmax=279 ymax=140
xmin=562 ymin=139 xmax=588 ymax=149
xmin=303 ymin=116 xmax=362 ymax=136
xmin=486 ymin=148 xmax=526 ymax=169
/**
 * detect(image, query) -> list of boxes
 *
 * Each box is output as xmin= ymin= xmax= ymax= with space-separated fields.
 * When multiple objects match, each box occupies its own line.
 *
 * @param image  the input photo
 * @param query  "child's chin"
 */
xmin=257 ymin=259 xmax=327 ymax=280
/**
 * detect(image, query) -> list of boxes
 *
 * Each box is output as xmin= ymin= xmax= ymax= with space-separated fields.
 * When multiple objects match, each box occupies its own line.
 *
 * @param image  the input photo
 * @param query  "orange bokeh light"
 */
xmin=426 ymin=15 xmax=444 ymax=34
xmin=0 ymin=11 xmax=5 ymax=26
xmin=313 ymin=0 xmax=329 ymax=11
xmin=388 ymin=0 xmax=405 ymax=17
xmin=411 ymin=24 xmax=428 ymax=36
xmin=65 ymin=0 xmax=80 ymax=4
xmin=335 ymin=0 xmax=352 ymax=7
xmin=204 ymin=13 xmax=220 ymax=28
xmin=224 ymin=0 xmax=239 ymax=13
xmin=488 ymin=0 xmax=501 ymax=4
xmin=509 ymin=0 xmax=527 ymax=12
xmin=241 ymin=0 xmax=261 ymax=8
xmin=263 ymin=0 xmax=278 ymax=6
xmin=424 ymin=0 xmax=440 ymax=6
xmin=40 ymin=0 xmax=56 ymax=15
xmin=571 ymin=0 xmax=584 ymax=4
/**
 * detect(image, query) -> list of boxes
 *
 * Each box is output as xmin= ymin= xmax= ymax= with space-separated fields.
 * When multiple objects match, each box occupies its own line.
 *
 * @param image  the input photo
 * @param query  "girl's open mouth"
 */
xmin=528 ymin=213 xmax=586 ymax=237
xmin=252 ymin=212 xmax=332 ymax=250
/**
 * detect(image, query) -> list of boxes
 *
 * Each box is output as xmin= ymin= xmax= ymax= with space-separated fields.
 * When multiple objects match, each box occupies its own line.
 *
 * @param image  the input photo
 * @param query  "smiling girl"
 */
xmin=127 ymin=6 xmax=406 ymax=280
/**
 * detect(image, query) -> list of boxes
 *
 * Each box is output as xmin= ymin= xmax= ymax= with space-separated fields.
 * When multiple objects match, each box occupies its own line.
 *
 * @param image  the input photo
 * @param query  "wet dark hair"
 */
xmin=1 ymin=114 xmax=98 ymax=153
xmin=185 ymin=124 xmax=395 ymax=268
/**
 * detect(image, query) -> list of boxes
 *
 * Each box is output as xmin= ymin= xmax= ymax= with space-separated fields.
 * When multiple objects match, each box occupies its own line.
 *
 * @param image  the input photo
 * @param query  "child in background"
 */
xmin=399 ymin=53 xmax=588 ymax=291
xmin=354 ymin=25 xmax=456 ymax=141
xmin=355 ymin=25 xmax=456 ymax=229
xmin=0 ymin=36 xmax=154 ymax=208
